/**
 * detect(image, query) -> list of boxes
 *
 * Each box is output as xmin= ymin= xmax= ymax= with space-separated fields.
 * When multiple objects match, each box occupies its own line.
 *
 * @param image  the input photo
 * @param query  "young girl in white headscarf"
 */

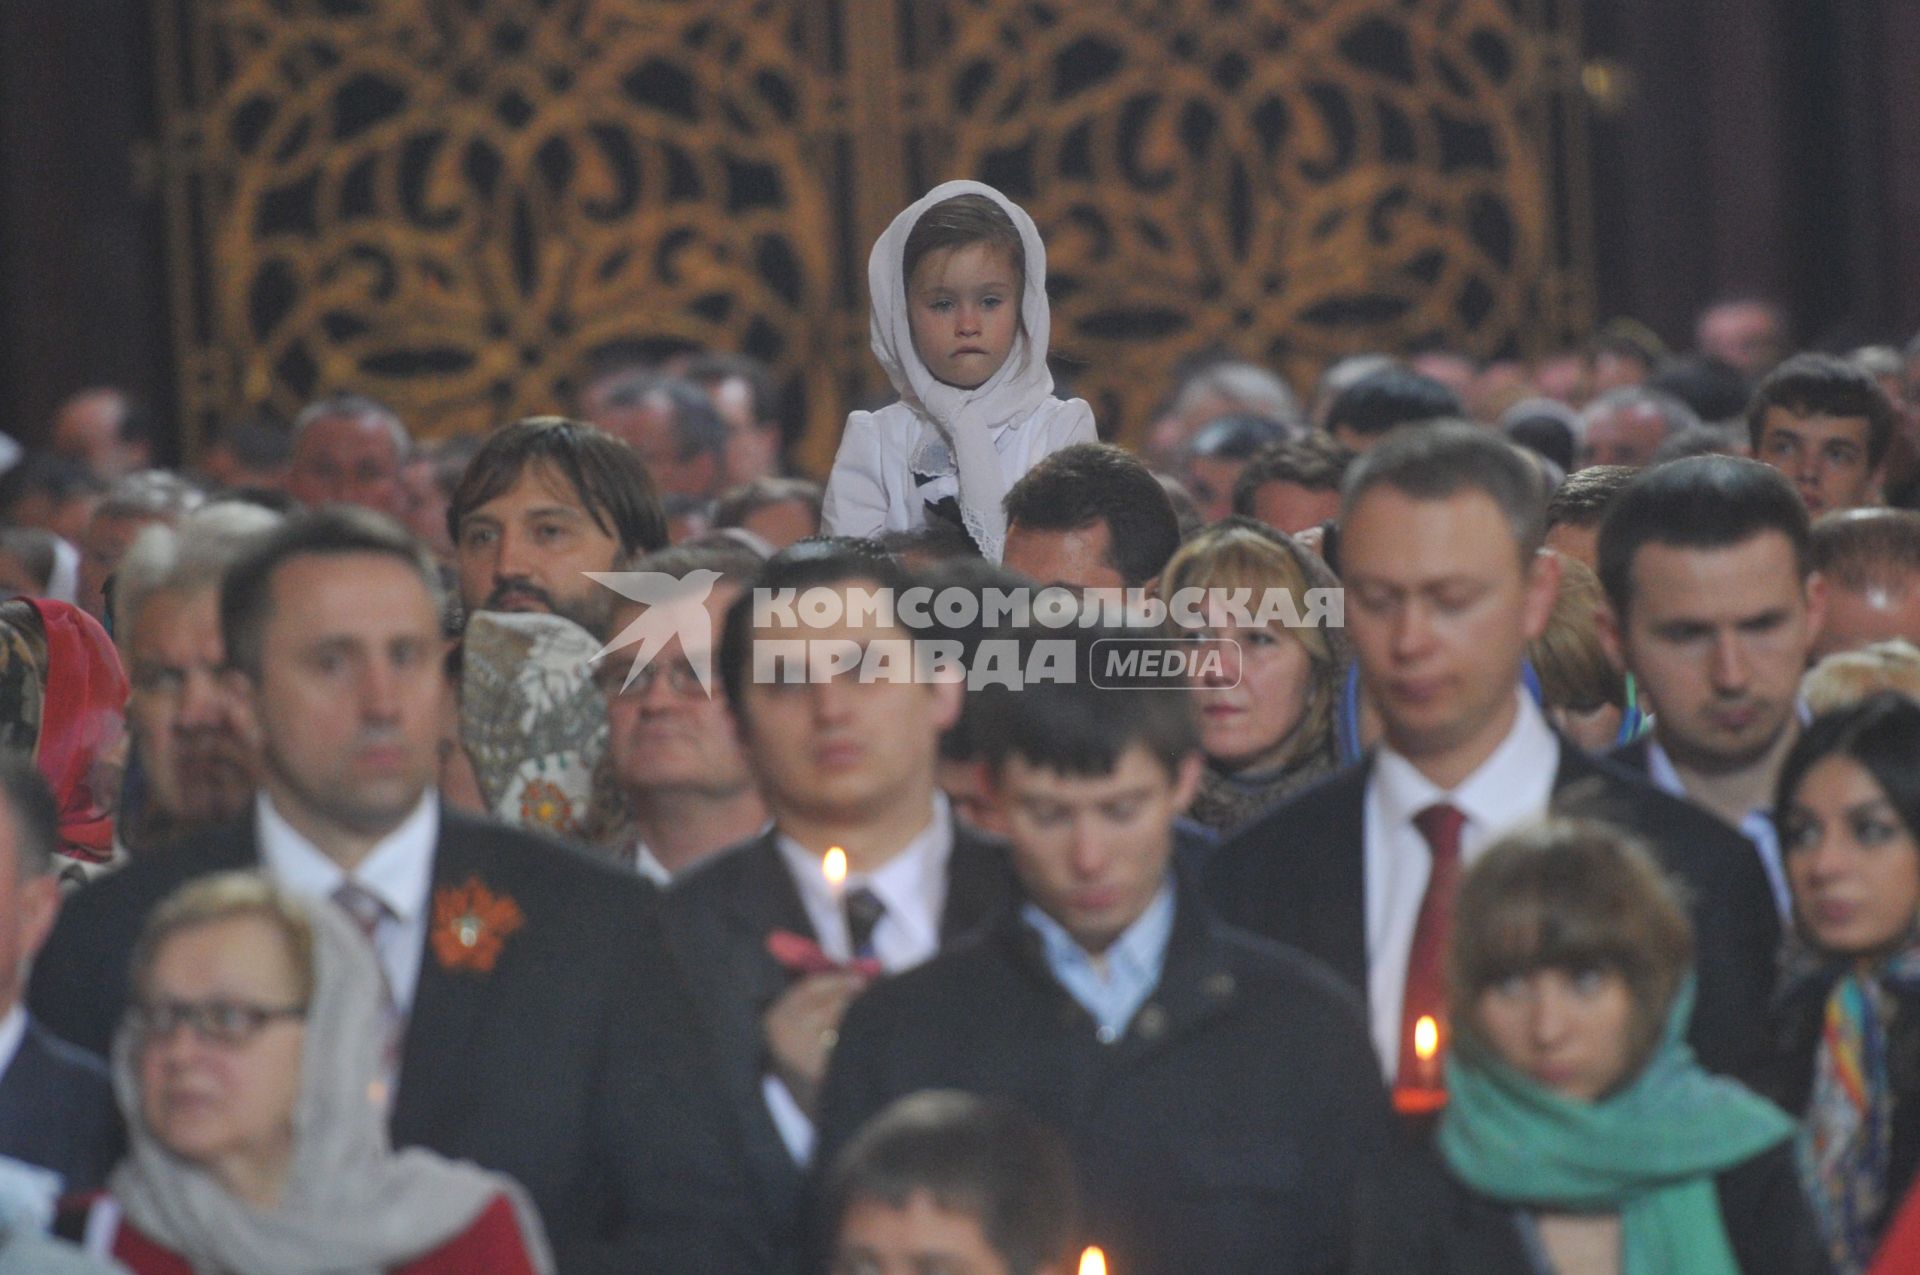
xmin=821 ymin=181 xmax=1096 ymax=561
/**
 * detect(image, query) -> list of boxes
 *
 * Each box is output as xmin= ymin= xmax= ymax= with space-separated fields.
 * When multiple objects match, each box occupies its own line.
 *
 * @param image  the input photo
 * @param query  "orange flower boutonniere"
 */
xmin=431 ymin=877 xmax=525 ymax=974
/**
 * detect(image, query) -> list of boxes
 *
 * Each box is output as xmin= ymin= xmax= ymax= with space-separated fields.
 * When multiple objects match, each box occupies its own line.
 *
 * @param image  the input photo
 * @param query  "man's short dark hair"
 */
xmin=878 ymin=521 xmax=984 ymax=563
xmin=711 ymin=477 xmax=823 ymax=532
xmin=602 ymin=373 xmax=731 ymax=467
xmin=1323 ymin=367 xmax=1462 ymax=440
xmin=221 ymin=507 xmax=442 ymax=679
xmin=973 ymin=625 xmax=1199 ymax=781
xmin=1231 ymin=433 xmax=1355 ymax=516
xmin=823 ymin=1091 xmax=1079 ymax=1275
xmin=1747 ymin=352 xmax=1897 ymax=469
xmin=1182 ymin=413 xmax=1291 ymax=462
xmin=1003 ymin=444 xmax=1181 ymax=587
xmin=1545 ymin=464 xmax=1637 ymax=532
xmin=448 ymin=416 xmax=667 ymax=557
xmin=0 ymin=455 xmax=105 ymax=518
xmin=1647 ymin=355 xmax=1752 ymax=424
xmin=0 ymin=756 xmax=58 ymax=879
xmin=717 ymin=539 xmax=911 ymax=711
xmin=683 ymin=351 xmax=781 ymax=430
xmin=1810 ymin=508 xmax=1920 ymax=591
xmin=1596 ymin=455 xmax=1810 ymax=620
xmin=1341 ymin=422 xmax=1548 ymax=561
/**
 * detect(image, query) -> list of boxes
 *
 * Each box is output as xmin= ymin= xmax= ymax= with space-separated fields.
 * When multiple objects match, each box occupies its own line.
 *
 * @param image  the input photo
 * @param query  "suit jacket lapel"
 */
xmin=391 ymin=838 xmax=494 ymax=1144
xmin=1313 ymin=761 xmax=1374 ymax=994
xmin=940 ymin=822 xmax=1015 ymax=944
xmin=719 ymin=832 xmax=818 ymax=1020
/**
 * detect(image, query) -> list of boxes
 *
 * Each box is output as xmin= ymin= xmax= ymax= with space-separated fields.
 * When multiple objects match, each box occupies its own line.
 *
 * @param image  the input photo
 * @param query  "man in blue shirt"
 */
xmin=817 ymin=628 xmax=1413 ymax=1274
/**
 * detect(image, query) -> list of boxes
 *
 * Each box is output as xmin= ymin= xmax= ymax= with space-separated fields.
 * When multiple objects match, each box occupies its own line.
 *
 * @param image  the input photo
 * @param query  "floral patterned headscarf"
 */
xmin=458 ymin=611 xmax=619 ymax=844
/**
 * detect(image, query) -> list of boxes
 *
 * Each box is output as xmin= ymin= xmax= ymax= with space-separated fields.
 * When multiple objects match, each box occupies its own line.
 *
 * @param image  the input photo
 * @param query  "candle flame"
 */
xmin=1414 ymin=1015 xmax=1439 ymax=1062
xmin=823 ymin=846 xmax=847 ymax=887
xmin=1077 ymin=1247 xmax=1107 ymax=1275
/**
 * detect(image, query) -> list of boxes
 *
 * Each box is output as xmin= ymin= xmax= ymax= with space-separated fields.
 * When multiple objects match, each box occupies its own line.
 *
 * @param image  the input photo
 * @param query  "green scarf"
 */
xmin=1438 ymin=979 xmax=1795 ymax=1275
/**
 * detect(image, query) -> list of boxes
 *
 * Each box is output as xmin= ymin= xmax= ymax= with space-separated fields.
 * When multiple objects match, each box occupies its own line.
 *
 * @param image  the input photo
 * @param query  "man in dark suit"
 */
xmin=1595 ymin=456 xmax=1826 ymax=915
xmin=819 ymin=629 xmax=1415 ymax=1275
xmin=30 ymin=508 xmax=761 ymax=1273
xmin=664 ymin=543 xmax=1015 ymax=1259
xmin=0 ymin=758 xmax=115 ymax=1191
xmin=1206 ymin=425 xmax=1780 ymax=1085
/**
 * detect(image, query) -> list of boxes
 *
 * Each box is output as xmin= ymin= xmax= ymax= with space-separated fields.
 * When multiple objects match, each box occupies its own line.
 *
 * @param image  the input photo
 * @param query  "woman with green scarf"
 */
xmin=1429 ymin=820 xmax=1828 ymax=1274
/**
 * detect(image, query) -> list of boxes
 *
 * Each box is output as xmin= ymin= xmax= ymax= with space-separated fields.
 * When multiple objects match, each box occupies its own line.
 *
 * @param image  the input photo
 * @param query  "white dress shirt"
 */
xmin=1642 ymin=704 xmax=1809 ymax=917
xmin=0 ymin=1004 xmax=26 ymax=1081
xmin=1363 ymin=692 xmax=1559 ymax=1081
xmin=632 ymin=842 xmax=673 ymax=887
xmin=256 ymin=789 xmax=440 ymax=1016
xmin=762 ymin=793 xmax=955 ymax=1163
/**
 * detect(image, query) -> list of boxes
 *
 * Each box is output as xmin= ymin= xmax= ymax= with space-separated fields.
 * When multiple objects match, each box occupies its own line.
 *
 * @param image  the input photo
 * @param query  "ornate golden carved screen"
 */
xmin=154 ymin=0 xmax=1590 ymax=470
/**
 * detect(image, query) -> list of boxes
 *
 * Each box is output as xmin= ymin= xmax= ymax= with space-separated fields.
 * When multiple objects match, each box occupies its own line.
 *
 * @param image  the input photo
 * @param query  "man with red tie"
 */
xmin=1205 ymin=423 xmax=1780 ymax=1084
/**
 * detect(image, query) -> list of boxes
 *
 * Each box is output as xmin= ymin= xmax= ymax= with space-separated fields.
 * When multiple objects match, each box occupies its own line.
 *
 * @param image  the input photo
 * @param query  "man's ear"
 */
xmin=1520 ymin=547 xmax=1562 ymax=643
xmin=1595 ymin=597 xmax=1626 ymax=672
xmin=928 ymin=674 xmax=965 ymax=735
xmin=18 ymin=872 xmax=60 ymax=967
xmin=221 ymin=667 xmax=265 ymax=752
xmin=1803 ymin=570 xmax=1829 ymax=661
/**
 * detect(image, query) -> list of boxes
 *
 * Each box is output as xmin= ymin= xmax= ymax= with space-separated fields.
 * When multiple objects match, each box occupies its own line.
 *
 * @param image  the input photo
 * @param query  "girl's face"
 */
xmin=1784 ymin=754 xmax=1920 ymax=957
xmin=906 ymin=243 xmax=1020 ymax=390
xmin=1474 ymin=965 xmax=1638 ymax=1102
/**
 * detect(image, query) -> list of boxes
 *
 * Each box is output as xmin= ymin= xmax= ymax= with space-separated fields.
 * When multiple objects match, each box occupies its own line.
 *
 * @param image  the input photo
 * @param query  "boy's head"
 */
xmin=825 ymin=1090 xmax=1080 ymax=1275
xmin=903 ymin=194 xmax=1027 ymax=391
xmin=974 ymin=629 xmax=1202 ymax=954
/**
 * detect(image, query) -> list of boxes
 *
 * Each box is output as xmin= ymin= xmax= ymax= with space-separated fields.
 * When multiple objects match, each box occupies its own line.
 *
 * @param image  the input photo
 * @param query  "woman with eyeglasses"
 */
xmin=58 ymin=872 xmax=552 ymax=1273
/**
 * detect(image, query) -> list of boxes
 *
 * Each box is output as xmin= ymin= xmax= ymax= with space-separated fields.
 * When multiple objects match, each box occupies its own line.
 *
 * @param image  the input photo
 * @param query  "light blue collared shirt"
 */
xmin=1642 ymin=699 xmax=1812 ymax=918
xmin=1023 ymin=879 xmax=1177 ymax=1044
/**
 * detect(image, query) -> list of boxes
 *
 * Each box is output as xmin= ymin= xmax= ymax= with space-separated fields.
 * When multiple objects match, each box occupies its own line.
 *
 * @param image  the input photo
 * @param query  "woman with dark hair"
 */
xmin=1771 ymin=691 xmax=1920 ymax=1273
xmin=1160 ymin=517 xmax=1348 ymax=833
xmin=1429 ymin=820 xmax=1825 ymax=1274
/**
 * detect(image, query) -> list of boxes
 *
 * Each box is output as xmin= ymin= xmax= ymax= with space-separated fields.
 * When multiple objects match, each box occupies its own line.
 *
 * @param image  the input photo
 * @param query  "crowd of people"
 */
xmin=0 ymin=180 xmax=1917 ymax=1273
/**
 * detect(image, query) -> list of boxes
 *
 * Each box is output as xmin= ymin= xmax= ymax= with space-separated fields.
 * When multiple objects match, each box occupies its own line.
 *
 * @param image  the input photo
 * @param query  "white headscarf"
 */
xmin=867 ymin=180 xmax=1059 ymax=561
xmin=109 ymin=887 xmax=554 ymax=1275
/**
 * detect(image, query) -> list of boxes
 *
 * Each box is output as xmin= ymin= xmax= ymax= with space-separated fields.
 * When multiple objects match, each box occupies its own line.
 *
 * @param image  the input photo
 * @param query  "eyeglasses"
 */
xmin=599 ymin=660 xmax=709 ymax=698
xmin=131 ymin=998 xmax=308 ymax=1047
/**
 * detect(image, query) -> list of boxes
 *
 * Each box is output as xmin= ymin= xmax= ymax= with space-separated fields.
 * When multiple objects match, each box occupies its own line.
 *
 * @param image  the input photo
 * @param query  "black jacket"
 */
xmin=28 ymin=805 xmax=765 ymax=1274
xmin=1203 ymin=743 xmax=1782 ymax=1083
xmin=0 ymin=1016 xmax=118 ymax=1192
xmin=816 ymin=880 xmax=1421 ymax=1275
xmin=661 ymin=819 xmax=1016 ymax=1256
xmin=1417 ymin=1142 xmax=1830 ymax=1274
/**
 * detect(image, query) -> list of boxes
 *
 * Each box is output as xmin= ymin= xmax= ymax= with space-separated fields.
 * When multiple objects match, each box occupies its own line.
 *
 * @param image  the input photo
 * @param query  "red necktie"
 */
xmin=1398 ymin=803 xmax=1466 ymax=1085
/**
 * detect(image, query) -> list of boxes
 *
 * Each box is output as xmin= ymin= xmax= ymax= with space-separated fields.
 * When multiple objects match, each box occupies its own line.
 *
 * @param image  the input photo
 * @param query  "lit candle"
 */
xmin=1392 ymin=1014 xmax=1448 ymax=1117
xmin=1078 ymin=1247 xmax=1107 ymax=1275
xmin=822 ymin=846 xmax=847 ymax=898
xmin=1414 ymin=1015 xmax=1440 ymax=1088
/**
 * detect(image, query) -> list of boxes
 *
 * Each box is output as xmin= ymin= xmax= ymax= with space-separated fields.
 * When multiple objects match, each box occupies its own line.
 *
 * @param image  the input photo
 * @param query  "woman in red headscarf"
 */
xmin=0 ymin=598 xmax=129 ymax=871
